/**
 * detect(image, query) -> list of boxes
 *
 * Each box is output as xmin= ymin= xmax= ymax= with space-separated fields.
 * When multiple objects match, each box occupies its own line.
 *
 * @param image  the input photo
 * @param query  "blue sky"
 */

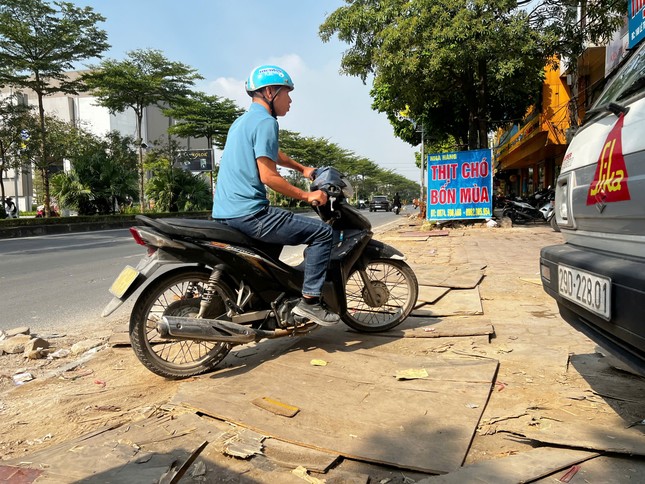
xmin=70 ymin=0 xmax=420 ymax=182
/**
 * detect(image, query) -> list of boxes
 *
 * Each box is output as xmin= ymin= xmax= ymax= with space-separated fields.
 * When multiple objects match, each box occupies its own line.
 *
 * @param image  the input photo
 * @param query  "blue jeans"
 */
xmin=218 ymin=207 xmax=333 ymax=297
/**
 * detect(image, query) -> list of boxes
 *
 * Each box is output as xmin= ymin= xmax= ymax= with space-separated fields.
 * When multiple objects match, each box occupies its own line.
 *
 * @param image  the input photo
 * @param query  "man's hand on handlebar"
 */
xmin=307 ymin=190 xmax=327 ymax=206
xmin=303 ymin=166 xmax=316 ymax=181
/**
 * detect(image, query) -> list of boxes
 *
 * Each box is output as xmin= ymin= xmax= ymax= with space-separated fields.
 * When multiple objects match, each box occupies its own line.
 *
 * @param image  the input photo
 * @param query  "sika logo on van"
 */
xmin=586 ymin=114 xmax=631 ymax=207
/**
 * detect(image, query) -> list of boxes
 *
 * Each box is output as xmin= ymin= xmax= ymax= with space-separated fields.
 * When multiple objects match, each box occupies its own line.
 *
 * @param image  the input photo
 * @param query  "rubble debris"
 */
xmin=292 ymin=465 xmax=326 ymax=484
xmin=395 ymin=368 xmax=428 ymax=380
xmin=0 ymin=334 xmax=32 ymax=354
xmin=252 ymin=397 xmax=300 ymax=417
xmin=70 ymin=339 xmax=104 ymax=355
xmin=12 ymin=372 xmax=35 ymax=385
xmin=23 ymin=338 xmax=50 ymax=360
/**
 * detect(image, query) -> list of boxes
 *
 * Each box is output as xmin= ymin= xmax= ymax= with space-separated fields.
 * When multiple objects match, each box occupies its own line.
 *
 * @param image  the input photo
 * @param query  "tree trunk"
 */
xmin=136 ymin=110 xmax=145 ymax=212
xmin=465 ymin=70 xmax=478 ymax=150
xmin=37 ymin=89 xmax=51 ymax=217
xmin=477 ymin=58 xmax=489 ymax=149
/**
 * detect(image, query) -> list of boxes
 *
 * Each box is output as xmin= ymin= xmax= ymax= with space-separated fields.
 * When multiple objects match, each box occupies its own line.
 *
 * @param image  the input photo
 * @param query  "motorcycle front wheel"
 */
xmin=502 ymin=208 xmax=526 ymax=225
xmin=130 ymin=268 xmax=234 ymax=379
xmin=343 ymin=259 xmax=418 ymax=332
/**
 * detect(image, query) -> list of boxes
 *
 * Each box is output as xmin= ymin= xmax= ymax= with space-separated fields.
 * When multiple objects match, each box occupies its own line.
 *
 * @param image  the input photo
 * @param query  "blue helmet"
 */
xmin=245 ymin=65 xmax=294 ymax=95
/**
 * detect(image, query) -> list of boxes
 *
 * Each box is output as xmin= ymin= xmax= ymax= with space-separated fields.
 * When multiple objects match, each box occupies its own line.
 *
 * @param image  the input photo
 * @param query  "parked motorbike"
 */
xmin=103 ymin=167 xmax=419 ymax=379
xmin=2 ymin=197 xmax=18 ymax=219
xmin=35 ymin=204 xmax=60 ymax=217
xmin=502 ymin=188 xmax=555 ymax=225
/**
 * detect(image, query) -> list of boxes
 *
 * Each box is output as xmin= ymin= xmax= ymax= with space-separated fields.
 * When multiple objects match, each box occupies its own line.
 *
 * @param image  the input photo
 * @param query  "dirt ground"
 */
xmin=0 ymin=317 xmax=184 ymax=461
xmin=1 ymin=220 xmax=644 ymax=483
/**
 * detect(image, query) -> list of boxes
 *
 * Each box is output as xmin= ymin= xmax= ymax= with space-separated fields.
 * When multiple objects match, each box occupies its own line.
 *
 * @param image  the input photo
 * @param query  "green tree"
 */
xmin=0 ymin=0 xmax=109 ymax=216
xmin=0 ymin=93 xmax=36 ymax=202
xmin=274 ymin=129 xmax=417 ymax=206
xmin=320 ymin=0 xmax=552 ymax=150
xmin=528 ymin=0 xmax=627 ymax=65
xmin=52 ymin=130 xmax=139 ymax=215
xmin=164 ymin=91 xmax=244 ymax=150
xmin=82 ymin=49 xmax=203 ymax=212
xmin=144 ymin=141 xmax=212 ymax=213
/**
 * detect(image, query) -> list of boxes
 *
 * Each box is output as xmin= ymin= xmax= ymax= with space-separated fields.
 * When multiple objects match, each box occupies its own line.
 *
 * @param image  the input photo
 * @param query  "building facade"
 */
xmin=1 ymin=71 xmax=208 ymax=213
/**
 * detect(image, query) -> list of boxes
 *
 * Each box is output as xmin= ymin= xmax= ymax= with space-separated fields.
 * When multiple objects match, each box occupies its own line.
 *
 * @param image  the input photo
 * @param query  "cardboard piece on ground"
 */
xmin=366 ymin=316 xmax=494 ymax=341
xmin=412 ymin=266 xmax=485 ymax=289
xmin=493 ymin=354 xmax=645 ymax=455
xmin=533 ymin=454 xmax=645 ymax=483
xmin=108 ymin=331 xmax=131 ymax=346
xmin=416 ymin=448 xmax=599 ymax=484
xmin=412 ymin=288 xmax=483 ymax=317
xmin=4 ymin=413 xmax=215 ymax=483
xmin=173 ymin=342 xmax=499 ymax=474
xmin=519 ymin=277 xmax=542 ymax=285
xmin=402 ymin=319 xmax=494 ymax=339
xmin=417 ymin=285 xmax=451 ymax=305
xmin=381 ymin=235 xmax=428 ymax=242
xmin=252 ymin=396 xmax=300 ymax=417
xmin=264 ymin=438 xmax=339 ymax=473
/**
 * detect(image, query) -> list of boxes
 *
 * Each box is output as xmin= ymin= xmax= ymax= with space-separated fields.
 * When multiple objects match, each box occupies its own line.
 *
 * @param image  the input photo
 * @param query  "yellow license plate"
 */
xmin=109 ymin=266 xmax=140 ymax=298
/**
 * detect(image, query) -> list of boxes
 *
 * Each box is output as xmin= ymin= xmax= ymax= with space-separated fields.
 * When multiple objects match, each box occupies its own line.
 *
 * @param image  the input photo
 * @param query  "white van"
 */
xmin=540 ymin=40 xmax=645 ymax=376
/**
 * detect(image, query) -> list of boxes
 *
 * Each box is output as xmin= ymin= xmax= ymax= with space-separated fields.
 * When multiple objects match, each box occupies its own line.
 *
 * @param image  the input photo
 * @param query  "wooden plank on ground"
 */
xmin=381 ymin=235 xmax=428 ymax=242
xmin=108 ymin=332 xmax=131 ymax=347
xmin=533 ymin=454 xmax=645 ymax=483
xmin=491 ymin=354 xmax=645 ymax=455
xmin=412 ymin=266 xmax=484 ymax=289
xmin=264 ymin=438 xmax=339 ymax=473
xmin=401 ymin=319 xmax=494 ymax=338
xmin=416 ymin=286 xmax=451 ymax=305
xmin=416 ymin=448 xmax=599 ymax=483
xmin=173 ymin=344 xmax=499 ymax=474
xmin=412 ymin=288 xmax=483 ymax=317
xmin=4 ymin=413 xmax=214 ymax=483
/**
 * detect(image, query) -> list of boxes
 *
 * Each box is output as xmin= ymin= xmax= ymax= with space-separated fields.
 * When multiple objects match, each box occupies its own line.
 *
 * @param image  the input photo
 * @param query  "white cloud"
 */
xmin=206 ymin=55 xmax=420 ymax=182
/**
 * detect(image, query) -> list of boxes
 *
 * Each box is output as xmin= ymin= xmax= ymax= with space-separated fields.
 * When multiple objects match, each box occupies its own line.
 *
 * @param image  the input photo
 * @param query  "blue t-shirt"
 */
xmin=212 ymin=103 xmax=279 ymax=218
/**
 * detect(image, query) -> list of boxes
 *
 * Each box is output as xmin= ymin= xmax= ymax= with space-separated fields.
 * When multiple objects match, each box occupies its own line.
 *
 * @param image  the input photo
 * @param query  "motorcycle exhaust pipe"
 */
xmin=158 ymin=316 xmax=257 ymax=344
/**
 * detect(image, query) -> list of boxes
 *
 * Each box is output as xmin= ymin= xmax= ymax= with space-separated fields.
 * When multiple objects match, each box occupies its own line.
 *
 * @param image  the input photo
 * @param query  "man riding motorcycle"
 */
xmin=211 ymin=65 xmax=339 ymax=326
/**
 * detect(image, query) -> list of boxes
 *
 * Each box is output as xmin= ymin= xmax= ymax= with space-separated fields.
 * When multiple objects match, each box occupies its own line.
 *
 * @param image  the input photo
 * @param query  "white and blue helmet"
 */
xmin=245 ymin=65 xmax=294 ymax=95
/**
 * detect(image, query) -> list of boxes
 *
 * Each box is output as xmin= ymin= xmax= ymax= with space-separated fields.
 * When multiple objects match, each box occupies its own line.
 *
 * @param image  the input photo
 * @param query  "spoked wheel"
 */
xmin=130 ymin=268 xmax=234 ymax=379
xmin=342 ymin=259 xmax=418 ymax=332
xmin=503 ymin=208 xmax=526 ymax=225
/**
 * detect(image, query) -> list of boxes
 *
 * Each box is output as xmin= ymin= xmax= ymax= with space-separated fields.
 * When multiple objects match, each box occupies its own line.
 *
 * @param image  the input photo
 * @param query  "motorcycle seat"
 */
xmin=135 ymin=215 xmax=256 ymax=246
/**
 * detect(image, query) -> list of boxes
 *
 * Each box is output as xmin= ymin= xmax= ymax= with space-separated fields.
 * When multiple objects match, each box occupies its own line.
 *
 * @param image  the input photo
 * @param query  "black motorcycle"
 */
xmin=103 ymin=167 xmax=419 ymax=379
xmin=502 ymin=188 xmax=555 ymax=225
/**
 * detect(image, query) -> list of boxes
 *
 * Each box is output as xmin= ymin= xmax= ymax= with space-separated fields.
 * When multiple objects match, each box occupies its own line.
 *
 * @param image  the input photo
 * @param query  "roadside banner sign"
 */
xmin=176 ymin=149 xmax=213 ymax=172
xmin=426 ymin=148 xmax=493 ymax=220
xmin=629 ymin=0 xmax=645 ymax=48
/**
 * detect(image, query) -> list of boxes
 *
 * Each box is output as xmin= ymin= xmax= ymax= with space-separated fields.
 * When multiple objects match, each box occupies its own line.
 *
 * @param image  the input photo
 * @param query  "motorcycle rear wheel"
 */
xmin=342 ymin=259 xmax=418 ymax=332
xmin=130 ymin=268 xmax=234 ymax=379
xmin=502 ymin=208 xmax=527 ymax=225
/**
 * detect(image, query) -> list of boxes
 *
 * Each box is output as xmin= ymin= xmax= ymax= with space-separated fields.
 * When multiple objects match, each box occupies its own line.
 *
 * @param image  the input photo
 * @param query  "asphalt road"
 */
xmin=0 ymin=209 xmax=405 ymax=332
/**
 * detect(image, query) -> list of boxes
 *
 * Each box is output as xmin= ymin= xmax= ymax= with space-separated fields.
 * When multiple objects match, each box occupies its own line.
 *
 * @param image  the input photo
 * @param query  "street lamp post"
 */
xmin=395 ymin=112 xmax=425 ymax=201
xmin=419 ymin=122 xmax=425 ymax=202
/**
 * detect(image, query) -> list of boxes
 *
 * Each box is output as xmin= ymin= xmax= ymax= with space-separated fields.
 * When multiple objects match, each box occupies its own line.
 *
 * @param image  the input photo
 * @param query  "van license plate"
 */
xmin=557 ymin=264 xmax=611 ymax=320
xmin=109 ymin=265 xmax=140 ymax=298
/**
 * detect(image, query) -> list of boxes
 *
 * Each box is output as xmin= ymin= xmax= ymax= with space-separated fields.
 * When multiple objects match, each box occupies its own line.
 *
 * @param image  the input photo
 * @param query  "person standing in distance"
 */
xmin=212 ymin=65 xmax=339 ymax=326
